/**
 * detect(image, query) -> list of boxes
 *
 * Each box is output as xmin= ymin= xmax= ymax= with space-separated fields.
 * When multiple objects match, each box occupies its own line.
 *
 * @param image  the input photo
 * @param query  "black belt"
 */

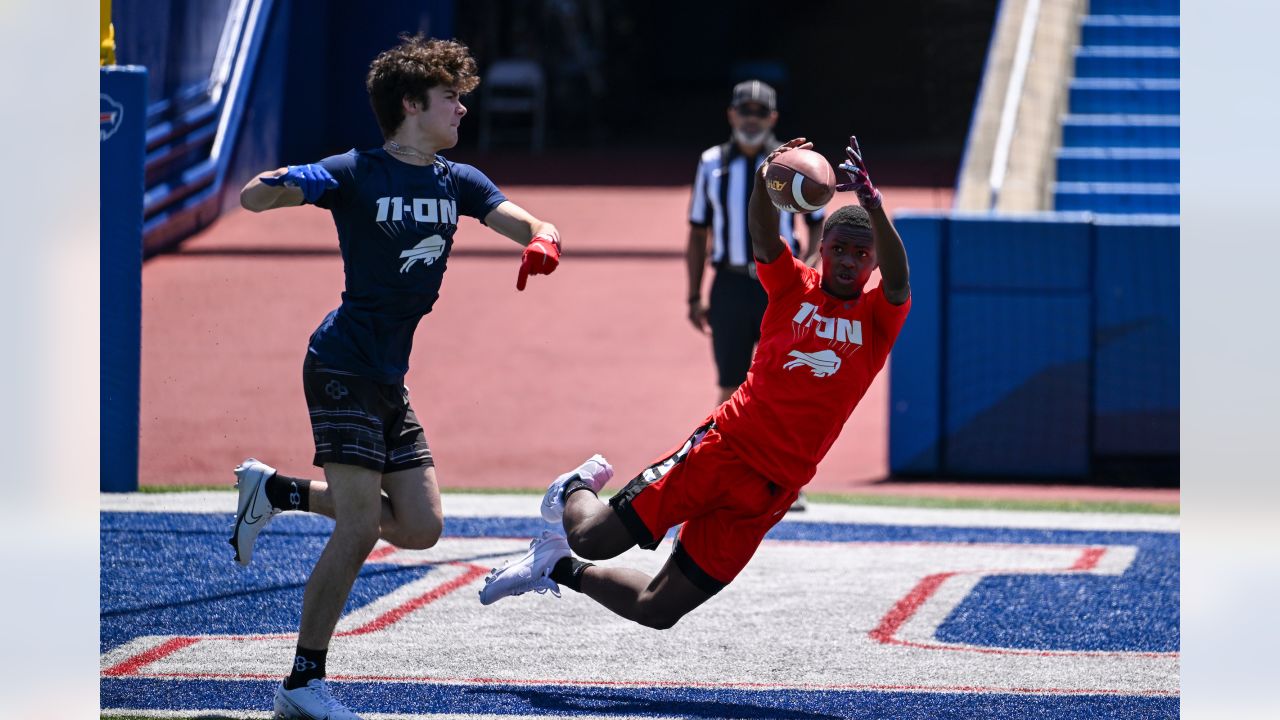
xmin=718 ymin=264 xmax=758 ymax=279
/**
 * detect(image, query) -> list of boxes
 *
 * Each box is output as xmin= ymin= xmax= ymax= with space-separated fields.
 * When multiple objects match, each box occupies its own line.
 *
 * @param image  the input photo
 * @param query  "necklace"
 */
xmin=384 ymin=140 xmax=432 ymax=162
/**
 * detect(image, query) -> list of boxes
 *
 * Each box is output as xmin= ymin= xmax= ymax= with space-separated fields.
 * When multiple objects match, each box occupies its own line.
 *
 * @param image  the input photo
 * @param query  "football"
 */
xmin=763 ymin=149 xmax=836 ymax=213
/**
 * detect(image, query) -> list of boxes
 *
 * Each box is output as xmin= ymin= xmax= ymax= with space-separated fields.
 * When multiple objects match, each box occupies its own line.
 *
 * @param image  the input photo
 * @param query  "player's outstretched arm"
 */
xmin=836 ymin=136 xmax=910 ymax=305
xmin=750 ymin=138 xmax=811 ymax=264
xmin=240 ymin=164 xmax=338 ymax=212
xmin=483 ymin=200 xmax=562 ymax=291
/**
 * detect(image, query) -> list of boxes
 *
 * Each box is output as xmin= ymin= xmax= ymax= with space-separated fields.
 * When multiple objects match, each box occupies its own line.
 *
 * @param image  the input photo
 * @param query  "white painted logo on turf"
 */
xmin=99 ymin=537 xmax=1177 ymax=697
xmin=784 ymin=349 xmax=842 ymax=377
xmin=399 ymin=235 xmax=446 ymax=273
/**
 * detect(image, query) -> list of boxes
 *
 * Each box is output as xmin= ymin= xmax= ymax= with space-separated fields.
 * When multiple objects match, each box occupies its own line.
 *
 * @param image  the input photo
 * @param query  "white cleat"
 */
xmin=273 ymin=679 xmax=363 ymax=720
xmin=230 ymin=457 xmax=280 ymax=566
xmin=540 ymin=453 xmax=614 ymax=524
xmin=478 ymin=530 xmax=571 ymax=606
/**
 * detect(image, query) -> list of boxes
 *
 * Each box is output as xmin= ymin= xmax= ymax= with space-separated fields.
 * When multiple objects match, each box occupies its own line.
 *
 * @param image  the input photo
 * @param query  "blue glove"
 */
xmin=260 ymin=164 xmax=339 ymax=204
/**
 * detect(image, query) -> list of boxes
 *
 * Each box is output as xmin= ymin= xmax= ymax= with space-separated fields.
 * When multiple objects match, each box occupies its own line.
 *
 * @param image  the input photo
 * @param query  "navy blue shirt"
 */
xmin=308 ymin=148 xmax=507 ymax=383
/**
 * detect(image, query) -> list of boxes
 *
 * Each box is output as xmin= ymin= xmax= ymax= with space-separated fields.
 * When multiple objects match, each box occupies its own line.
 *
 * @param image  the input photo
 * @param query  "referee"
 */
xmin=686 ymin=80 xmax=825 ymax=405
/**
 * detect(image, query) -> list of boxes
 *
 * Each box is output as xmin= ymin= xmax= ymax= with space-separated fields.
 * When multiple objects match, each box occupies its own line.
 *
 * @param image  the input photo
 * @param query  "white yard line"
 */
xmin=101 ymin=491 xmax=1179 ymax=532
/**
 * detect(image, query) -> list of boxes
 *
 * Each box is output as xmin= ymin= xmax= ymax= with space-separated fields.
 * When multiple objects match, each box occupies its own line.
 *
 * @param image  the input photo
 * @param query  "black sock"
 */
xmin=265 ymin=473 xmax=310 ymax=513
xmin=549 ymin=556 xmax=593 ymax=593
xmin=562 ymin=477 xmax=594 ymax=503
xmin=284 ymin=646 xmax=327 ymax=689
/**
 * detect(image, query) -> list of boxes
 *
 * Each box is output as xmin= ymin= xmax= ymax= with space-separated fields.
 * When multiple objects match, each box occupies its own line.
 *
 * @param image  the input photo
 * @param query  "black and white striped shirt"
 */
xmin=689 ymin=138 xmax=824 ymax=269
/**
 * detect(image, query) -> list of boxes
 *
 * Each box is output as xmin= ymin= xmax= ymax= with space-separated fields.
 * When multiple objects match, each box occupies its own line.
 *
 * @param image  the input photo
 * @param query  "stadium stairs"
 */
xmin=1053 ymin=0 xmax=1180 ymax=215
xmin=140 ymin=0 xmax=273 ymax=256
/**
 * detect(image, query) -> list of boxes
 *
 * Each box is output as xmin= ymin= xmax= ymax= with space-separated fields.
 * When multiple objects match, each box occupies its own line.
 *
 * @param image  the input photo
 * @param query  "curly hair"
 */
xmin=823 ymin=204 xmax=873 ymax=237
xmin=366 ymin=34 xmax=480 ymax=138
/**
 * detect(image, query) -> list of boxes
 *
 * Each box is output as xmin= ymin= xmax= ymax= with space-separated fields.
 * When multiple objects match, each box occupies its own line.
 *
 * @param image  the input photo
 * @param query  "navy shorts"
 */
xmin=707 ymin=269 xmax=769 ymax=388
xmin=302 ymin=355 xmax=434 ymax=474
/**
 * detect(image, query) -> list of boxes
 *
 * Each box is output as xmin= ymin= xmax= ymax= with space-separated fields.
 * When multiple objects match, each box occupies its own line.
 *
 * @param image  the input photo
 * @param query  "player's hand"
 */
xmin=835 ymin=135 xmax=882 ymax=210
xmin=516 ymin=231 xmax=561 ymax=291
xmin=260 ymin=164 xmax=339 ymax=204
xmin=688 ymin=299 xmax=709 ymax=334
xmin=759 ymin=137 xmax=813 ymax=182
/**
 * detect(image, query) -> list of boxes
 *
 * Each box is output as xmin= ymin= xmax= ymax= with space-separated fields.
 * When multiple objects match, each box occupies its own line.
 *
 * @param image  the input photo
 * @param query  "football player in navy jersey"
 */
xmin=231 ymin=35 xmax=561 ymax=720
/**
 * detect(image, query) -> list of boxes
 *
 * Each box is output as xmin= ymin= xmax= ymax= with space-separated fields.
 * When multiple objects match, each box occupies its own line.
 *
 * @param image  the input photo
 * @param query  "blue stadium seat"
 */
xmin=1053 ymin=182 xmax=1180 ymax=214
xmin=1081 ymin=16 xmax=1179 ymax=46
xmin=1055 ymin=147 xmax=1179 ymax=183
xmin=1069 ymin=78 xmax=1179 ymax=114
xmin=1061 ymin=114 xmax=1178 ymax=148
xmin=1074 ymin=46 xmax=1179 ymax=78
xmin=1052 ymin=2 xmax=1179 ymax=215
xmin=1088 ymin=0 xmax=1180 ymax=15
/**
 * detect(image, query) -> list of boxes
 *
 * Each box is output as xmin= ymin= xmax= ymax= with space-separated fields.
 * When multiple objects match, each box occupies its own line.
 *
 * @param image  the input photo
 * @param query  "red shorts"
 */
xmin=608 ymin=420 xmax=799 ymax=594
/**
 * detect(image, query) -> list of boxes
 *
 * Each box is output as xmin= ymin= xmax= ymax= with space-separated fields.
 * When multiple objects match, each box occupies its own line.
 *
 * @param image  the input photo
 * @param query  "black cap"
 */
xmin=731 ymin=80 xmax=777 ymax=112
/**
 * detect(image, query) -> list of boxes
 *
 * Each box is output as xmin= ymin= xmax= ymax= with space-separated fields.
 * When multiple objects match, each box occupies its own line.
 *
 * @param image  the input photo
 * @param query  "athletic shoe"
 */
xmin=540 ymin=453 xmax=614 ymax=524
xmin=230 ymin=457 xmax=280 ymax=566
xmin=273 ymin=679 xmax=362 ymax=719
xmin=478 ymin=530 xmax=571 ymax=606
xmin=788 ymin=491 xmax=808 ymax=513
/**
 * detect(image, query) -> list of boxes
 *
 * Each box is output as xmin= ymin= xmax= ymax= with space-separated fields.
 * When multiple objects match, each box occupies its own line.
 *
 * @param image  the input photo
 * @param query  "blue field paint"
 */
xmin=102 ymin=677 xmax=1178 ymax=719
xmin=103 ymin=512 xmax=1179 ymax=656
xmin=101 ymin=513 xmax=437 ymax=652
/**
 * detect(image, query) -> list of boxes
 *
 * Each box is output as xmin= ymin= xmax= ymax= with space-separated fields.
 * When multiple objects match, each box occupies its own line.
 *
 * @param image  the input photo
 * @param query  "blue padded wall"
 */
xmin=949 ymin=215 xmax=1092 ymax=290
xmin=944 ymin=217 xmax=1093 ymax=477
xmin=945 ymin=293 xmax=1092 ymax=476
xmin=101 ymin=67 xmax=149 ymax=492
xmin=1093 ymin=216 xmax=1179 ymax=455
xmin=888 ymin=215 xmax=946 ymax=474
xmin=888 ymin=213 xmax=1177 ymax=479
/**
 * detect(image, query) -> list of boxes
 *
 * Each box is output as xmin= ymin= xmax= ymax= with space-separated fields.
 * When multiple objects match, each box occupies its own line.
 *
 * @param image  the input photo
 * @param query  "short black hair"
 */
xmin=823 ymin=204 xmax=872 ymax=237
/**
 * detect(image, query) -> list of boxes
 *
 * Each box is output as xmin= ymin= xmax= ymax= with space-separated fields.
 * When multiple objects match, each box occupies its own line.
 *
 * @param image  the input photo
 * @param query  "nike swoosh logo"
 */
xmin=240 ymin=475 xmax=269 ymax=526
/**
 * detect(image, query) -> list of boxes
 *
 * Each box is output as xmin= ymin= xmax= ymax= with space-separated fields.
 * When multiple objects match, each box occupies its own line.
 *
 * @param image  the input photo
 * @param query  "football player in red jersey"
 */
xmin=479 ymin=136 xmax=910 ymax=629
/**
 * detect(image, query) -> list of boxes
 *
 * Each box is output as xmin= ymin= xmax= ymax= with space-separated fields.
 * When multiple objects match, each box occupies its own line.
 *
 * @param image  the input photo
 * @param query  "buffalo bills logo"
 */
xmin=783 ymin=349 xmax=842 ymax=377
xmin=101 ymin=93 xmax=124 ymax=141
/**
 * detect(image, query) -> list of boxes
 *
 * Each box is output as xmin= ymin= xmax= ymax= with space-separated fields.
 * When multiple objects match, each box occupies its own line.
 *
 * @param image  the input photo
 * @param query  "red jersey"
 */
xmin=712 ymin=252 xmax=910 ymax=489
